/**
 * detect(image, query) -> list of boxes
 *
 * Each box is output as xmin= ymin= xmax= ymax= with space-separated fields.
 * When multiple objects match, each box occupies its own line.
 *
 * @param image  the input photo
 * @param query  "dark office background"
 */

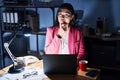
xmin=29 ymin=0 xmax=120 ymax=52
xmin=0 ymin=0 xmax=120 ymax=68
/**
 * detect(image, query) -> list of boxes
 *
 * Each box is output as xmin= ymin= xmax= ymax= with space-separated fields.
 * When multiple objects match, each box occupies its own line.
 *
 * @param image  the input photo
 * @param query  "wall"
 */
xmin=29 ymin=0 xmax=120 ymax=52
xmin=64 ymin=0 xmax=120 ymax=32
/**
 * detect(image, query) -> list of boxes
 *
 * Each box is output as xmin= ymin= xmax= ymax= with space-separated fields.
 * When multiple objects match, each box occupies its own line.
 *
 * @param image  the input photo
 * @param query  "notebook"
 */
xmin=42 ymin=54 xmax=77 ymax=74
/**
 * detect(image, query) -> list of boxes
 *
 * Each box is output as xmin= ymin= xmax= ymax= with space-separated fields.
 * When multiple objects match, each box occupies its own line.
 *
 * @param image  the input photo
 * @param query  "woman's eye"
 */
xmin=58 ymin=14 xmax=71 ymax=18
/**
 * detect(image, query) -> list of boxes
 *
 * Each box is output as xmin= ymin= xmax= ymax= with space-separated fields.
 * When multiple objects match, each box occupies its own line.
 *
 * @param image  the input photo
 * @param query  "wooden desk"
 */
xmin=0 ymin=60 xmax=100 ymax=80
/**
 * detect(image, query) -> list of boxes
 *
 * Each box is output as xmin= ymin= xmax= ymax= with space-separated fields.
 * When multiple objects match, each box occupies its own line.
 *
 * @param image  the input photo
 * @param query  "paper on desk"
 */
xmin=0 ymin=66 xmax=48 ymax=80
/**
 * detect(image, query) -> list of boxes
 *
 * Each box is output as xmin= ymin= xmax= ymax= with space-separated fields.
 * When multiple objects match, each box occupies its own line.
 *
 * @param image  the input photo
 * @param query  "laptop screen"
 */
xmin=42 ymin=54 xmax=77 ymax=74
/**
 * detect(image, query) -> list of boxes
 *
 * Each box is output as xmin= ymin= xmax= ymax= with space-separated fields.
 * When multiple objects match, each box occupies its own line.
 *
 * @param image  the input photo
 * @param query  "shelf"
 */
xmin=3 ymin=30 xmax=46 ymax=33
xmin=0 ymin=0 xmax=63 ymax=8
xmin=0 ymin=5 xmax=58 ymax=8
xmin=0 ymin=1 xmax=61 ymax=68
xmin=32 ymin=31 xmax=46 ymax=35
xmin=3 ymin=30 xmax=22 ymax=32
xmin=85 ymin=35 xmax=120 ymax=41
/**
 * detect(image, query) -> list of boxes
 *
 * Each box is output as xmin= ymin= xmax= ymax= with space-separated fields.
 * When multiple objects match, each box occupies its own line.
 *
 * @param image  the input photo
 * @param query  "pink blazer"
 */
xmin=44 ymin=26 xmax=86 ymax=61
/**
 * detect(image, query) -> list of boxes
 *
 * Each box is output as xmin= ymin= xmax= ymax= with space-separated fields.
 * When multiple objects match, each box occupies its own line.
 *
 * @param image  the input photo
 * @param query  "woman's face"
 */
xmin=57 ymin=9 xmax=74 ymax=25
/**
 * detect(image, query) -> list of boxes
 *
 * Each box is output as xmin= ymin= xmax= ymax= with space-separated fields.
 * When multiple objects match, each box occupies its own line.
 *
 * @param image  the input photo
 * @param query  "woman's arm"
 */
xmin=75 ymin=29 xmax=86 ymax=61
xmin=44 ymin=27 xmax=60 ymax=54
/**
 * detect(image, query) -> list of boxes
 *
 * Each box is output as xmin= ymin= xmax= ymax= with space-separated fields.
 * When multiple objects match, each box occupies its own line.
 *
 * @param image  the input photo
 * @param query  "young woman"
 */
xmin=44 ymin=3 xmax=86 ymax=62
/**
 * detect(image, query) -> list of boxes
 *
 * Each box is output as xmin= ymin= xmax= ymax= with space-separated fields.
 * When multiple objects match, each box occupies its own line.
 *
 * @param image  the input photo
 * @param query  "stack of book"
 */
xmin=2 ymin=12 xmax=20 ymax=31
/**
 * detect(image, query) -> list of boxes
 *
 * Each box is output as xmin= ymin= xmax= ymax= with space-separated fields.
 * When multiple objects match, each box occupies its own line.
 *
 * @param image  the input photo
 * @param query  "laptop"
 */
xmin=42 ymin=54 xmax=77 ymax=74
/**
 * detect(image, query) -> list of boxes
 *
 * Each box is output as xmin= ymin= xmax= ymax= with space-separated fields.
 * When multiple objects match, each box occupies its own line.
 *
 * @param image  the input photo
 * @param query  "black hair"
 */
xmin=54 ymin=3 xmax=76 ymax=27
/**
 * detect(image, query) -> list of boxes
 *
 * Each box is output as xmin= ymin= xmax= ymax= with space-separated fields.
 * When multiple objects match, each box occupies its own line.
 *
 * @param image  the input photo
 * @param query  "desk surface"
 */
xmin=0 ymin=60 xmax=100 ymax=80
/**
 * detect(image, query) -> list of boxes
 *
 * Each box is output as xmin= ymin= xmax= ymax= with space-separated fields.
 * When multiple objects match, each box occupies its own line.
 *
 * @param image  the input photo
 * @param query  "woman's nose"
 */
xmin=61 ymin=15 xmax=65 ymax=18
